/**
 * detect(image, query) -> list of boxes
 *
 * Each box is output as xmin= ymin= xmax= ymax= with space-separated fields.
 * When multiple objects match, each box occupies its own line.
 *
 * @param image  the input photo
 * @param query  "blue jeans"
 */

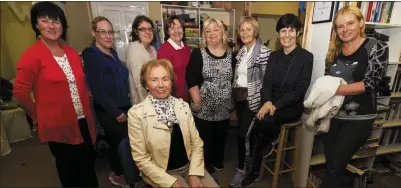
xmin=118 ymin=137 xmax=141 ymax=185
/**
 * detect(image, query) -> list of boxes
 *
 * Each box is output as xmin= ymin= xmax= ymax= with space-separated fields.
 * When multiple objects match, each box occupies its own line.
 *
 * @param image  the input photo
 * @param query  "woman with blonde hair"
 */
xmin=229 ymin=16 xmax=272 ymax=187
xmin=322 ymin=5 xmax=388 ymax=188
xmin=128 ymin=59 xmax=218 ymax=188
xmin=186 ymin=18 xmax=235 ymax=176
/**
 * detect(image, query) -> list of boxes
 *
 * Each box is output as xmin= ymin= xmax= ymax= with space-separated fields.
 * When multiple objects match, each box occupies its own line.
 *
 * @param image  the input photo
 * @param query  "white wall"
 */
xmin=305 ymin=22 xmax=332 ymax=97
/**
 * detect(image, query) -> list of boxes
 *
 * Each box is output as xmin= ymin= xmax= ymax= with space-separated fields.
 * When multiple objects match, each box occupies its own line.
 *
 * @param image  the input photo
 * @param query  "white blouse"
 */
xmin=236 ymin=44 xmax=255 ymax=87
xmin=54 ymin=54 xmax=85 ymax=119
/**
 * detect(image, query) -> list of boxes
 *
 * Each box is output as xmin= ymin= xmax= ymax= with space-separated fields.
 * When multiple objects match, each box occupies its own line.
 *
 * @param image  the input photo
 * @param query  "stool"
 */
xmin=259 ymin=119 xmax=302 ymax=187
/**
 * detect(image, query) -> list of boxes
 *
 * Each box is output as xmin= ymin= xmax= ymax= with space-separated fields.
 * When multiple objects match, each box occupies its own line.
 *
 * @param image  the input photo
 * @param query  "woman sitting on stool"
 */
xmin=241 ymin=13 xmax=314 ymax=188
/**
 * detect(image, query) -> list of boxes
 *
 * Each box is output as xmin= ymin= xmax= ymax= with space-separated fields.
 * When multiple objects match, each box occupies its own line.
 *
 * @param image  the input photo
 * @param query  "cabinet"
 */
xmin=160 ymin=4 xmax=235 ymax=48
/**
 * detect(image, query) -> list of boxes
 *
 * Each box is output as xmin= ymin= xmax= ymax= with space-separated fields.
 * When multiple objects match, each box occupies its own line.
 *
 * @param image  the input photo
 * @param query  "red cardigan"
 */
xmin=13 ymin=40 xmax=96 ymax=145
xmin=157 ymin=42 xmax=191 ymax=101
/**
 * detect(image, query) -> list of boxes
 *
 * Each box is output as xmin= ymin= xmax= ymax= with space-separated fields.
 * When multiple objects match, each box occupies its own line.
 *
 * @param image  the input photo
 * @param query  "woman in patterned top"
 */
xmin=321 ymin=6 xmax=388 ymax=188
xmin=13 ymin=2 xmax=98 ymax=187
xmin=229 ymin=16 xmax=272 ymax=187
xmin=186 ymin=18 xmax=235 ymax=176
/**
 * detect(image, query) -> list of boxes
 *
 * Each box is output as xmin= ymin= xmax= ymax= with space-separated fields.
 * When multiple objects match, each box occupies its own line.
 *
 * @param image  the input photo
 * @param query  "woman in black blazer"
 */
xmin=242 ymin=13 xmax=313 ymax=188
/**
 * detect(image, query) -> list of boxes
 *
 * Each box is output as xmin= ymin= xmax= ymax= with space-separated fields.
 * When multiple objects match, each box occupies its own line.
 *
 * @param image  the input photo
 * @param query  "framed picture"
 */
xmin=312 ymin=2 xmax=335 ymax=24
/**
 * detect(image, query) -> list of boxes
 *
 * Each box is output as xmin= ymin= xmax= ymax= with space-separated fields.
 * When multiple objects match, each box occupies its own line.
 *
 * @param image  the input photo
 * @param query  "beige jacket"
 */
xmin=125 ymin=41 xmax=157 ymax=104
xmin=128 ymin=96 xmax=204 ymax=187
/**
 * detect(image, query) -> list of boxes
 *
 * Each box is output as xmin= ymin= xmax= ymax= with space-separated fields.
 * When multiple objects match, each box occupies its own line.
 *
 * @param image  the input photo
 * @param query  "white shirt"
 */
xmin=236 ymin=44 xmax=255 ymax=87
xmin=167 ymin=38 xmax=184 ymax=50
xmin=54 ymin=54 xmax=85 ymax=119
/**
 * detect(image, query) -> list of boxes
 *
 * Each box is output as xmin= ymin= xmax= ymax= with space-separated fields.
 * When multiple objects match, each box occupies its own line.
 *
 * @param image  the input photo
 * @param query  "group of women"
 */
xmin=12 ymin=2 xmax=388 ymax=188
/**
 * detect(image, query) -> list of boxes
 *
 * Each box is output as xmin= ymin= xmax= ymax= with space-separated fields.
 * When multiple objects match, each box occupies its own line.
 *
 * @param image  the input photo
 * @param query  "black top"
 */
xmin=167 ymin=123 xmax=189 ymax=170
xmin=262 ymin=45 xmax=313 ymax=114
xmin=327 ymin=38 xmax=389 ymax=119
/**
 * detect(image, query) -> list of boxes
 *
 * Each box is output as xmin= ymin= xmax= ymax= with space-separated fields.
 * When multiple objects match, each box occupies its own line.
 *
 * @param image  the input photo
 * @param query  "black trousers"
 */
xmin=235 ymin=101 xmax=257 ymax=170
xmin=194 ymin=116 xmax=230 ymax=171
xmin=48 ymin=118 xmax=98 ymax=187
xmin=320 ymin=119 xmax=373 ymax=188
xmin=250 ymin=107 xmax=301 ymax=174
xmin=94 ymin=106 xmax=129 ymax=176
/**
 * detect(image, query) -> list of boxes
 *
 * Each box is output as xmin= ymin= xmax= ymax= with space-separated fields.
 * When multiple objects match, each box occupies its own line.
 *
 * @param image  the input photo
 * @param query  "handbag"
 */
xmin=232 ymin=87 xmax=248 ymax=102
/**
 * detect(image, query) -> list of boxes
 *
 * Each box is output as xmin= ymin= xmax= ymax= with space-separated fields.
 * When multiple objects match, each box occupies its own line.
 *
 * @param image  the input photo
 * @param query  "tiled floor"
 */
xmin=1 ymin=129 xmax=400 ymax=187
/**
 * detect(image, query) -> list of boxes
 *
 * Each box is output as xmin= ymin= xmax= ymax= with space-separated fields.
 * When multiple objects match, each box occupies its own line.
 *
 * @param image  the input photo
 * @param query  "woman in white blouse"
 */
xmin=126 ymin=15 xmax=157 ymax=104
xmin=229 ymin=16 xmax=272 ymax=187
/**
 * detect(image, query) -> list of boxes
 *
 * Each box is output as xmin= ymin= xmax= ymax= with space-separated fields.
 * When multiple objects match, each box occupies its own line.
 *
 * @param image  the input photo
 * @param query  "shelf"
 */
xmin=392 ymin=92 xmax=401 ymax=97
xmin=382 ymin=119 xmax=401 ymax=128
xmin=310 ymin=143 xmax=401 ymax=166
xmin=378 ymin=92 xmax=401 ymax=98
xmin=366 ymin=22 xmax=401 ymax=29
xmin=389 ymin=61 xmax=401 ymax=65
xmin=161 ymin=4 xmax=232 ymax=12
xmin=376 ymin=143 xmax=401 ymax=155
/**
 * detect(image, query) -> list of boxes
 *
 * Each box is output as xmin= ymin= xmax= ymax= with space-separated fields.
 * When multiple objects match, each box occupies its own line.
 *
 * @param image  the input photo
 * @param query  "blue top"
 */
xmin=82 ymin=45 xmax=131 ymax=118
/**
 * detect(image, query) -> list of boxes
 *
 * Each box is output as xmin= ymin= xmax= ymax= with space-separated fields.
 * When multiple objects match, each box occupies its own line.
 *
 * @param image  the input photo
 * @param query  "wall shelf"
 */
xmin=382 ymin=119 xmax=401 ymax=128
xmin=366 ymin=22 xmax=401 ymax=29
xmin=310 ymin=143 xmax=401 ymax=166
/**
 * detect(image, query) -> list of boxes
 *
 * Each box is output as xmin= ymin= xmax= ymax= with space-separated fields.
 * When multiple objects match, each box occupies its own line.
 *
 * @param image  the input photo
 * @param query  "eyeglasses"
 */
xmin=137 ymin=27 xmax=153 ymax=33
xmin=96 ymin=30 xmax=115 ymax=36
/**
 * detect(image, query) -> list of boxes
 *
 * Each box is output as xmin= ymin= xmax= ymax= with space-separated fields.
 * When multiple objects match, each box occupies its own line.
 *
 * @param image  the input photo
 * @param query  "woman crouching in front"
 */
xmin=128 ymin=59 xmax=219 ymax=188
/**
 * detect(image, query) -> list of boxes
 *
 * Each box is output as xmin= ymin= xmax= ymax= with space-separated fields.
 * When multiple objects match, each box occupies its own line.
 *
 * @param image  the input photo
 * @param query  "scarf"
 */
xmin=149 ymin=95 xmax=179 ymax=128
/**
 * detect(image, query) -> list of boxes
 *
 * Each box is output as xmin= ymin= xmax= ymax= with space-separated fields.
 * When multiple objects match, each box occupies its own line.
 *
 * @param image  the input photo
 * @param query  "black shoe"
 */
xmin=206 ymin=166 xmax=217 ymax=175
xmin=242 ymin=173 xmax=259 ymax=188
xmin=213 ymin=163 xmax=224 ymax=171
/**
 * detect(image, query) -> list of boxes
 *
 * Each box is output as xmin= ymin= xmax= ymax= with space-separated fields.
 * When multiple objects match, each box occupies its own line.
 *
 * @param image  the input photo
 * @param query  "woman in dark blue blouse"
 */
xmin=82 ymin=16 xmax=131 ymax=187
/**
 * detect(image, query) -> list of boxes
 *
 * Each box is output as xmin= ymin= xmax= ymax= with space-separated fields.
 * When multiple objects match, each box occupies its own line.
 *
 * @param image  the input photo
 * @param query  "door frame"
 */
xmin=90 ymin=2 xmax=149 ymax=19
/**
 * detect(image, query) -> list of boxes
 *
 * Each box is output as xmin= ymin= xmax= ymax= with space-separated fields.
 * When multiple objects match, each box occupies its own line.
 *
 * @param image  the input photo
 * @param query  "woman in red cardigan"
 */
xmin=12 ymin=2 xmax=98 ymax=187
xmin=157 ymin=15 xmax=191 ymax=102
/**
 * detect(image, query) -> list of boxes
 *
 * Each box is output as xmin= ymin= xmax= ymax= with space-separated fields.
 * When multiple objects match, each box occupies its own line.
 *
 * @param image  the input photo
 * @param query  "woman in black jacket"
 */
xmin=242 ymin=14 xmax=313 ymax=188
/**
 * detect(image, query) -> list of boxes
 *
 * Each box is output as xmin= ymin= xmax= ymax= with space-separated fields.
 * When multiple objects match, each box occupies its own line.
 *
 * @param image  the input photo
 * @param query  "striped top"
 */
xmin=233 ymin=40 xmax=272 ymax=112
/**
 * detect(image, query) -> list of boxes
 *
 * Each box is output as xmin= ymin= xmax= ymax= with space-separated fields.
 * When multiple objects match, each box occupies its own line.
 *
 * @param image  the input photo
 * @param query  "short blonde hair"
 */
xmin=238 ymin=16 xmax=260 ymax=39
xmin=140 ymin=59 xmax=176 ymax=89
xmin=202 ymin=18 xmax=228 ymax=50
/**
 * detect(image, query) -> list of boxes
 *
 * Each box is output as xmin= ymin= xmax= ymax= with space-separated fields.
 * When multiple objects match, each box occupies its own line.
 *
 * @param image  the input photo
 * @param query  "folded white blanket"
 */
xmin=304 ymin=76 xmax=347 ymax=133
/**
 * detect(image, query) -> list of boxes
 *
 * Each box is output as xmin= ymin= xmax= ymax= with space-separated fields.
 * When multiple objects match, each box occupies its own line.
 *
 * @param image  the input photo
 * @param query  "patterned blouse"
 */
xmin=186 ymin=48 xmax=234 ymax=121
xmin=54 ymin=55 xmax=85 ymax=119
xmin=327 ymin=38 xmax=389 ymax=120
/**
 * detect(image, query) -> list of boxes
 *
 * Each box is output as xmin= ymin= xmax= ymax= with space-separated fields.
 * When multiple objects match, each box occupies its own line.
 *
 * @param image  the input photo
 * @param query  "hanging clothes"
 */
xmin=153 ymin=22 xmax=162 ymax=51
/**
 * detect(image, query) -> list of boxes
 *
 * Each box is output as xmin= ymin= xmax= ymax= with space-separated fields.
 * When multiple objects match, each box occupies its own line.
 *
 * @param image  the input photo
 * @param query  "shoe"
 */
xmin=213 ymin=163 xmax=224 ymax=171
xmin=109 ymin=172 xmax=129 ymax=188
xmin=241 ymin=173 xmax=259 ymax=188
xmin=263 ymin=136 xmax=279 ymax=158
xmin=228 ymin=168 xmax=245 ymax=187
xmin=206 ymin=166 xmax=217 ymax=175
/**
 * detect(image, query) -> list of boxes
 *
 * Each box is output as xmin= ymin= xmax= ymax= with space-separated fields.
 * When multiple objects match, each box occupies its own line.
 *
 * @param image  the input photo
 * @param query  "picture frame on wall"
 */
xmin=312 ymin=2 xmax=335 ymax=24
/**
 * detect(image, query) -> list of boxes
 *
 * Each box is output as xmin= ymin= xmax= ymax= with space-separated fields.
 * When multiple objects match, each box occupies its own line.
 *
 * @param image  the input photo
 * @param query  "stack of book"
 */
xmin=355 ymin=2 xmax=395 ymax=23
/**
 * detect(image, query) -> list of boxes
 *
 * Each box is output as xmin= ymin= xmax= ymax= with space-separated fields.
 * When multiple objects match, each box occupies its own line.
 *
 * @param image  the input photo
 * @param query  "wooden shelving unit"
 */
xmin=160 ymin=4 xmax=235 ymax=48
xmin=300 ymin=2 xmax=401 ymax=188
